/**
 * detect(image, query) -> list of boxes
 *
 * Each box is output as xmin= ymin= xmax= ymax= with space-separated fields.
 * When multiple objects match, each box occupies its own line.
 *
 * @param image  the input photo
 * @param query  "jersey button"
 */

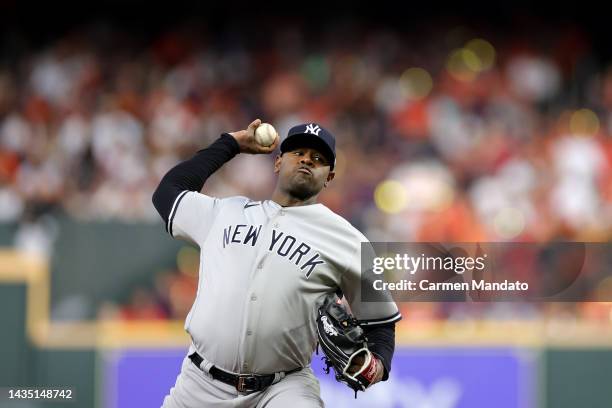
xmin=257 ymin=262 xmax=263 ymax=269
xmin=251 ymin=295 xmax=257 ymax=301
xmin=246 ymin=330 xmax=253 ymax=336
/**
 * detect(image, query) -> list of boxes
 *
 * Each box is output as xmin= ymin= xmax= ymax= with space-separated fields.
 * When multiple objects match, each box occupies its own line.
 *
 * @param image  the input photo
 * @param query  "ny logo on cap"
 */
xmin=305 ymin=124 xmax=321 ymax=136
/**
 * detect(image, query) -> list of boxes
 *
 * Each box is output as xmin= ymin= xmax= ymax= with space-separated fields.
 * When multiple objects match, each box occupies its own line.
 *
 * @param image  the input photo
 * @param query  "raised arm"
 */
xmin=152 ymin=119 xmax=279 ymax=230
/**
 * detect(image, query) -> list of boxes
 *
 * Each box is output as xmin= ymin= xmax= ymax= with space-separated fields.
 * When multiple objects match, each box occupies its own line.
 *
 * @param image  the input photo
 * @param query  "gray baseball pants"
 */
xmin=161 ymin=356 xmax=324 ymax=408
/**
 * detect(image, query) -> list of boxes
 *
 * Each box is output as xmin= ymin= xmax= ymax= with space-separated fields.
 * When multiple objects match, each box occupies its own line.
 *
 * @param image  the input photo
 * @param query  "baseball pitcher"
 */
xmin=153 ymin=119 xmax=401 ymax=407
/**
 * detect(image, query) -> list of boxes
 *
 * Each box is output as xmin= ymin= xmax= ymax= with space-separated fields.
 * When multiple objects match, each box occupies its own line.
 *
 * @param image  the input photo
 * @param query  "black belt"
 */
xmin=188 ymin=352 xmax=301 ymax=393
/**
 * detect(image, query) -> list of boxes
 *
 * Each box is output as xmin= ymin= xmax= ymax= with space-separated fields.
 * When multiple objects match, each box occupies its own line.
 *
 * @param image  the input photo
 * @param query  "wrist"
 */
xmin=361 ymin=355 xmax=383 ymax=385
xmin=220 ymin=133 xmax=241 ymax=154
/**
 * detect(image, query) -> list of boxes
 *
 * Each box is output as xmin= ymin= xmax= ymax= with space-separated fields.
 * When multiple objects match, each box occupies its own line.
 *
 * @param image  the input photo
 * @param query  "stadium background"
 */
xmin=0 ymin=2 xmax=610 ymax=407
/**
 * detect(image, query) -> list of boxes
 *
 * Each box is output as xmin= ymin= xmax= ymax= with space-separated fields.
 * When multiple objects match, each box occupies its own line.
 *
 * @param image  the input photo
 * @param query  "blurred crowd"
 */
xmin=1 ymin=20 xmax=611 ymax=322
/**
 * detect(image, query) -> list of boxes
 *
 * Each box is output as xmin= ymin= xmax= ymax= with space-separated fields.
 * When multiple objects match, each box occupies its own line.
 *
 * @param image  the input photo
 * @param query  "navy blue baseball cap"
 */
xmin=280 ymin=123 xmax=336 ymax=170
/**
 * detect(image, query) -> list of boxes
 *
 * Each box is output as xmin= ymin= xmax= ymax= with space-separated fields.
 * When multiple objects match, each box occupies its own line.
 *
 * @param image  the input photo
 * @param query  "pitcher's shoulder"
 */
xmin=318 ymin=205 xmax=369 ymax=243
xmin=220 ymin=195 xmax=251 ymax=206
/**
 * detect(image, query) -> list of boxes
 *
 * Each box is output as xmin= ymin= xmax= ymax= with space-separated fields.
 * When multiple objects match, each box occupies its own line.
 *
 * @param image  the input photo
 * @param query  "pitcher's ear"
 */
xmin=274 ymin=154 xmax=282 ymax=173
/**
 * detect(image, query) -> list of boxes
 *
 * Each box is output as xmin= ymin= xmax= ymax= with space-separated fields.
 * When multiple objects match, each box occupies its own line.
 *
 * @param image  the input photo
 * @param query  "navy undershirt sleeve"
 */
xmin=152 ymin=133 xmax=239 ymax=229
xmin=363 ymin=323 xmax=396 ymax=381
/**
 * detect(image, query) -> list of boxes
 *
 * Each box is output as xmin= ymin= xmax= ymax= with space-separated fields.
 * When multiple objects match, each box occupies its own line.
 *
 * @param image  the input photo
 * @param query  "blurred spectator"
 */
xmin=118 ymin=287 xmax=168 ymax=320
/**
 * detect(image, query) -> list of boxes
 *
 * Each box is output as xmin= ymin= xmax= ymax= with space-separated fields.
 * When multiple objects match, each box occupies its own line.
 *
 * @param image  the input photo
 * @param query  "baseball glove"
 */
xmin=316 ymin=293 xmax=380 ymax=397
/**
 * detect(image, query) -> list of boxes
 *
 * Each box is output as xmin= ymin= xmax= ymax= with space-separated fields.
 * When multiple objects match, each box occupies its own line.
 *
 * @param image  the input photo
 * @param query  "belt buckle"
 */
xmin=236 ymin=376 xmax=246 ymax=393
xmin=236 ymin=375 xmax=257 ymax=393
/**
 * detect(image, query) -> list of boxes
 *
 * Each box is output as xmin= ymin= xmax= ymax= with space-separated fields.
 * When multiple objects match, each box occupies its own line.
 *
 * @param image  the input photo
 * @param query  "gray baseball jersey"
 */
xmin=168 ymin=191 xmax=401 ymax=374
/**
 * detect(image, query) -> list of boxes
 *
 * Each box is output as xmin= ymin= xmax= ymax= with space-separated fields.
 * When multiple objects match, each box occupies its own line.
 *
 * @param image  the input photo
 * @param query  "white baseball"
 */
xmin=254 ymin=123 xmax=278 ymax=147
